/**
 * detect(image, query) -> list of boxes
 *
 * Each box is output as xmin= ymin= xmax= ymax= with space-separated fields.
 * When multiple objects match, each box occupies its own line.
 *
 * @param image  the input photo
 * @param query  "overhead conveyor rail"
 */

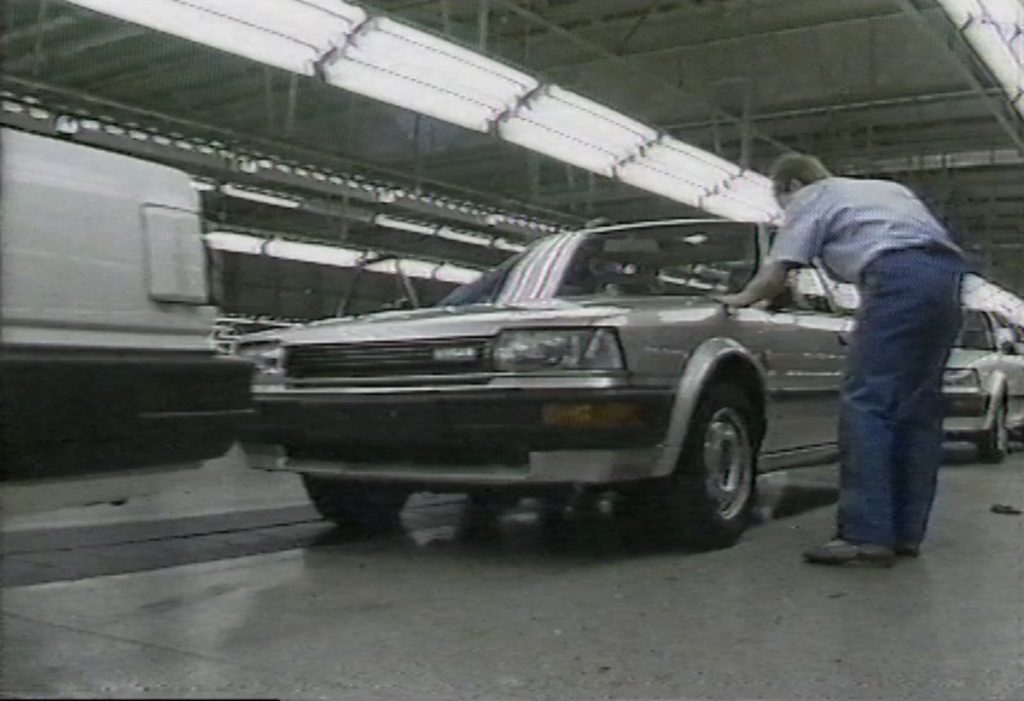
xmin=0 ymin=84 xmax=571 ymax=243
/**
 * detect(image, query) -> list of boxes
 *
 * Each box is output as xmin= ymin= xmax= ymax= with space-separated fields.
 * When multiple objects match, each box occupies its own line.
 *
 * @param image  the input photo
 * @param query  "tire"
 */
xmin=622 ymin=383 xmax=758 ymax=550
xmin=976 ymin=399 xmax=1010 ymax=464
xmin=301 ymin=475 xmax=408 ymax=533
xmin=460 ymin=490 xmax=511 ymax=533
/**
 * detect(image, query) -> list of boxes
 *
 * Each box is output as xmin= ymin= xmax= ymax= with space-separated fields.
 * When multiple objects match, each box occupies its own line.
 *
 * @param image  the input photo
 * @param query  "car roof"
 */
xmin=576 ymin=218 xmax=761 ymax=236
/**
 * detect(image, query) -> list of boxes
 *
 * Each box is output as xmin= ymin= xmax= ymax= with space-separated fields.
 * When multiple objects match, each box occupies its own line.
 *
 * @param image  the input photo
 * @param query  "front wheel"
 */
xmin=622 ymin=383 xmax=758 ymax=550
xmin=302 ymin=475 xmax=409 ymax=533
xmin=977 ymin=399 xmax=1009 ymax=464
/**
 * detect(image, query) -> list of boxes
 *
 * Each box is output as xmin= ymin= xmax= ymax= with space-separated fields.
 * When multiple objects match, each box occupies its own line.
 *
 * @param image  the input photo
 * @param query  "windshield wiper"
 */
xmin=338 ymin=254 xmax=421 ymax=317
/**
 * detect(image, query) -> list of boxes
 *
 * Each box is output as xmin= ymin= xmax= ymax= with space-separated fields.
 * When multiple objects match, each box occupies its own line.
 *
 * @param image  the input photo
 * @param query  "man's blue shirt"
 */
xmin=769 ymin=177 xmax=962 ymax=283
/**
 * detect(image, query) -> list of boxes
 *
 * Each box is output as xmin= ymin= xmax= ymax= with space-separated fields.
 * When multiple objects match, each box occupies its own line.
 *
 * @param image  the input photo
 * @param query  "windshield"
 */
xmin=440 ymin=222 xmax=759 ymax=306
xmin=955 ymin=311 xmax=994 ymax=351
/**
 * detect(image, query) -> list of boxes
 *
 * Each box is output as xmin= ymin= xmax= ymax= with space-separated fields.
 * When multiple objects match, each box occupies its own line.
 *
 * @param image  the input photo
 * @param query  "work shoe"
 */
xmin=803 ymin=538 xmax=896 ymax=567
xmin=894 ymin=543 xmax=921 ymax=558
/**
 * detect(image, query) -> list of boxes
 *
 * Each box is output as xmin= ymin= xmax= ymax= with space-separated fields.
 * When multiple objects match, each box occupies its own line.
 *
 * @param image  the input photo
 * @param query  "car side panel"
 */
xmin=727 ymin=309 xmax=845 ymax=453
xmin=628 ymin=308 xmax=844 ymax=468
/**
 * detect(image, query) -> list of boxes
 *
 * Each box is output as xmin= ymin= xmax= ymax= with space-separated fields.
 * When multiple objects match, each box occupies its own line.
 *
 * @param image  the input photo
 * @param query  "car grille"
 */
xmin=285 ymin=338 xmax=492 ymax=380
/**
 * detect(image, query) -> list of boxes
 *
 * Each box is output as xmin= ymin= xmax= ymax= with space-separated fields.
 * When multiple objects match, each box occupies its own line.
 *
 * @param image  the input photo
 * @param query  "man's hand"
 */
xmin=715 ymin=261 xmax=793 ymax=311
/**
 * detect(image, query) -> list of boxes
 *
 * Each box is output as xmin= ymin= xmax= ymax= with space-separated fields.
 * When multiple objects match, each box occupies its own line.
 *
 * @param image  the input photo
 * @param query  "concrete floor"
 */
xmin=2 ymin=447 xmax=1022 ymax=700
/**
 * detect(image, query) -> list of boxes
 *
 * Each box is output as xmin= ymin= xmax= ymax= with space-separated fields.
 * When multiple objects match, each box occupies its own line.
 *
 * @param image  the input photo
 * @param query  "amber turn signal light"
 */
xmin=541 ymin=402 xmax=648 ymax=429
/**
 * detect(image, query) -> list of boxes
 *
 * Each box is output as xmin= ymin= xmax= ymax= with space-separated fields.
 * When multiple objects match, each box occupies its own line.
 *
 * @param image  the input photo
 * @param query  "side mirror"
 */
xmin=999 ymin=340 xmax=1018 ymax=355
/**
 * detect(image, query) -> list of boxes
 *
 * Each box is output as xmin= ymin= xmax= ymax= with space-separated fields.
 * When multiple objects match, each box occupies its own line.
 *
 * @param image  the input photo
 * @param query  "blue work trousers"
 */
xmin=838 ymin=247 xmax=966 ymax=547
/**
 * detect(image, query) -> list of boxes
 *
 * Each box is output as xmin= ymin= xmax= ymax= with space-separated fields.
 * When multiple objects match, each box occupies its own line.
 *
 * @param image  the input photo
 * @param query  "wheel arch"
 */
xmin=652 ymin=337 xmax=768 ymax=478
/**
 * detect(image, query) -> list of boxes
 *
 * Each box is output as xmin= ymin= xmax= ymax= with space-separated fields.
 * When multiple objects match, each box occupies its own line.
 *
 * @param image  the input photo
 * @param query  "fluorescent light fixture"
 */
xmin=204 ymin=231 xmax=266 ymax=256
xmin=683 ymin=234 xmax=709 ymax=245
xmin=934 ymin=0 xmax=976 ymax=23
xmin=702 ymin=173 xmax=781 ymax=223
xmin=494 ymin=238 xmax=528 ymax=252
xmin=372 ymin=214 xmax=439 ymax=236
xmin=64 ymin=0 xmax=366 ymax=76
xmin=69 ymin=0 xmax=780 ymax=223
xmin=394 ymin=259 xmax=439 ymax=279
xmin=267 ymin=239 xmax=363 ymax=267
xmin=936 ymin=0 xmax=1024 ymax=118
xmin=204 ymin=231 xmax=364 ymax=267
xmin=373 ymin=216 xmax=514 ymax=250
xmin=322 ymin=17 xmax=538 ymax=132
xmin=500 ymin=86 xmax=657 ymax=175
xmin=627 ymin=137 xmax=742 ymax=188
xmin=615 ymin=138 xmax=780 ymax=223
xmin=434 ymin=264 xmax=483 ymax=284
xmin=221 ymin=184 xmax=302 ymax=209
xmin=191 ymin=180 xmax=217 ymax=192
xmin=436 ymin=227 xmax=493 ymax=247
xmin=365 ymin=258 xmax=399 ymax=274
xmin=616 ymin=160 xmax=711 ymax=210
xmin=365 ymin=258 xmax=482 ymax=283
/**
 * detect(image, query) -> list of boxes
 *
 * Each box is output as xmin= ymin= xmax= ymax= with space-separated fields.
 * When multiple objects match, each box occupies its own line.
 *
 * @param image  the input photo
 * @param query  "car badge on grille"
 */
xmin=432 ymin=346 xmax=479 ymax=362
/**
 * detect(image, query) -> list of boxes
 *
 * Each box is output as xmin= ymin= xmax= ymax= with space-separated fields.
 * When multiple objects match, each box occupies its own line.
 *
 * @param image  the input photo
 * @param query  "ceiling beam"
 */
xmin=534 ymin=6 xmax=909 ymax=75
xmin=488 ymin=0 xmax=793 ymax=154
xmin=5 ymin=25 xmax=147 ymax=72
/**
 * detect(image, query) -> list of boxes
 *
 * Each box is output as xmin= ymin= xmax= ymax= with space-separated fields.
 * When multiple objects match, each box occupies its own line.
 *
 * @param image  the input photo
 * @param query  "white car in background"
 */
xmin=943 ymin=309 xmax=1024 ymax=462
xmin=816 ymin=275 xmax=1024 ymax=463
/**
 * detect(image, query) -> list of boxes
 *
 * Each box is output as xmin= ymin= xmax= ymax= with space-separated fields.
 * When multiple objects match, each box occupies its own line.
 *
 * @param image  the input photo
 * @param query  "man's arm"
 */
xmin=717 ymin=183 xmax=832 ymax=309
xmin=715 ymin=260 xmax=792 ymax=308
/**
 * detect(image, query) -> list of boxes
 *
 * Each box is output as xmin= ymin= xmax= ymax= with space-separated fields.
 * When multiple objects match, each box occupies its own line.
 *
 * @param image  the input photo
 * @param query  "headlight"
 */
xmin=943 ymin=368 xmax=980 ymax=389
xmin=237 ymin=343 xmax=284 ymax=376
xmin=493 ymin=328 xmax=624 ymax=372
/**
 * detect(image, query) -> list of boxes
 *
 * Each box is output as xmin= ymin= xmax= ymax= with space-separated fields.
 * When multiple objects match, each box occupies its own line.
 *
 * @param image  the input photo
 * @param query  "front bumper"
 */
xmin=239 ymin=385 xmax=673 ymax=487
xmin=2 ymin=346 xmax=255 ymax=478
xmin=242 ymin=442 xmax=662 ymax=488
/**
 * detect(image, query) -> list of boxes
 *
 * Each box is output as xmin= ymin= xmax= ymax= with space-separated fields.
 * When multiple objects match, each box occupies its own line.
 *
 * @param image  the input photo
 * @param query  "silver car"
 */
xmin=943 ymin=309 xmax=1024 ymax=462
xmin=238 ymin=220 xmax=853 ymax=548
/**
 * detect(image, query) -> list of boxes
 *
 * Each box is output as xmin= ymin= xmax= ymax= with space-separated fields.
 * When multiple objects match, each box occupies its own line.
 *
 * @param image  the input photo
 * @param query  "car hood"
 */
xmin=273 ymin=297 xmax=723 ymax=346
xmin=945 ymin=348 xmax=993 ymax=370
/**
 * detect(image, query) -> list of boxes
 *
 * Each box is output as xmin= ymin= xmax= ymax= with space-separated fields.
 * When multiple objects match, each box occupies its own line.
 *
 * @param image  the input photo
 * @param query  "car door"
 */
xmin=752 ymin=268 xmax=847 ymax=455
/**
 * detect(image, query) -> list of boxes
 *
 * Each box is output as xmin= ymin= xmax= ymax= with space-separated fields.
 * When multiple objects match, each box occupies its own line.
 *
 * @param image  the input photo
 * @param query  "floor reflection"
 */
xmin=11 ymin=439 xmax=1018 ymax=584
xmin=305 ymin=465 xmax=847 ymax=560
xmin=305 ymin=439 xmax=1023 ymax=560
